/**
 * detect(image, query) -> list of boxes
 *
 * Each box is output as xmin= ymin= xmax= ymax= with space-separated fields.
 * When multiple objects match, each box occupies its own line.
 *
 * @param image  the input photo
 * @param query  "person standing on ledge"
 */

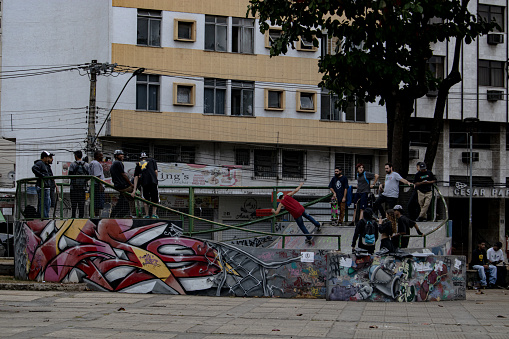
xmin=272 ymin=182 xmax=321 ymax=245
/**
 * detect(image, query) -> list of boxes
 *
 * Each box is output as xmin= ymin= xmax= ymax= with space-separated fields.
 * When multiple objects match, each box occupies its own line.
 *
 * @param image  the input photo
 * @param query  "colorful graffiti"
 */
xmin=327 ymin=253 xmax=466 ymax=301
xmin=14 ymin=219 xmax=325 ymax=297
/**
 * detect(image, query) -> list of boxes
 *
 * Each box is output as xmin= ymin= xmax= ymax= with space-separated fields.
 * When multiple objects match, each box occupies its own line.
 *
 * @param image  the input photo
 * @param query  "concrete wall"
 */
xmin=15 ymin=218 xmax=465 ymax=300
xmin=327 ymin=253 xmax=467 ymax=302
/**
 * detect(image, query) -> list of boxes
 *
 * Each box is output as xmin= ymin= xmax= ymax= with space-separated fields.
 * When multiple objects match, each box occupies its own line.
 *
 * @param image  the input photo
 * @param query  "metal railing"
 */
xmin=15 ymin=177 xmax=448 ymax=250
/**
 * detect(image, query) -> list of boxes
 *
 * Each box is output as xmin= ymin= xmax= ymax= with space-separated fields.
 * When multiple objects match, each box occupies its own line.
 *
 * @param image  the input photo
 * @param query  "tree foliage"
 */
xmin=248 ymin=0 xmax=497 ymax=175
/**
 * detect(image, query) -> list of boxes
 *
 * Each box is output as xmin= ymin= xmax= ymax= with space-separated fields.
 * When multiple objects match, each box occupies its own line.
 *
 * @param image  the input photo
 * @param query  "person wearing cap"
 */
xmin=471 ymin=241 xmax=497 ymax=288
xmin=109 ymin=150 xmax=135 ymax=218
xmin=328 ymin=167 xmax=348 ymax=225
xmin=487 ymin=242 xmax=507 ymax=288
xmin=271 ymin=182 xmax=321 ymax=244
xmin=32 ymin=151 xmax=53 ymax=218
xmin=68 ymin=150 xmax=90 ymax=218
xmin=132 ymin=152 xmax=159 ymax=218
xmin=373 ymin=163 xmax=413 ymax=219
xmin=413 ymin=162 xmax=437 ymax=222
xmin=392 ymin=205 xmax=422 ymax=248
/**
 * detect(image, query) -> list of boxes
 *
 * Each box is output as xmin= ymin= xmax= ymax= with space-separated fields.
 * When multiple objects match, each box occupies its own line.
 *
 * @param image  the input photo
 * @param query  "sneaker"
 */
xmin=143 ymin=215 xmax=150 ymax=219
xmin=152 ymin=214 xmax=159 ymax=219
xmin=305 ymin=238 xmax=314 ymax=245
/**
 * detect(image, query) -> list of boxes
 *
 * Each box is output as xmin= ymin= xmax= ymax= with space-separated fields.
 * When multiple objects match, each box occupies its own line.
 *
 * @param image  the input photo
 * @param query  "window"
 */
xmin=282 ymin=150 xmax=305 ymax=179
xmin=154 ymin=145 xmax=179 ymax=162
xmin=321 ymin=36 xmax=340 ymax=56
xmin=345 ymin=98 xmax=365 ymax=122
xmin=174 ymin=19 xmax=196 ymax=42
xmin=254 ymin=149 xmax=278 ymax=178
xmin=449 ymin=120 xmax=495 ymax=149
xmin=136 ymin=74 xmax=160 ymax=111
xmin=232 ymin=18 xmax=254 ymax=54
xmin=235 ymin=149 xmax=250 ymax=166
xmin=297 ymin=35 xmax=317 ymax=51
xmin=265 ymin=89 xmax=285 ymax=110
xmin=479 ymin=60 xmax=505 ymax=87
xmin=335 ymin=153 xmax=354 ymax=180
xmin=427 ymin=56 xmax=445 ymax=79
xmin=122 ymin=143 xmax=145 ymax=162
xmin=265 ymin=27 xmax=282 ymax=48
xmin=296 ymin=91 xmax=317 ymax=112
xmin=320 ymin=92 xmax=341 ymax=121
xmin=409 ymin=118 xmax=433 ymax=146
xmin=204 ymin=79 xmax=226 ymax=114
xmin=137 ymin=10 xmax=161 ymax=47
xmin=479 ymin=5 xmax=504 ymax=32
xmin=231 ymin=81 xmax=254 ymax=116
xmin=205 ymin=16 xmax=227 ymax=52
xmin=173 ymin=83 xmax=195 ymax=106
xmin=181 ymin=146 xmax=195 ymax=163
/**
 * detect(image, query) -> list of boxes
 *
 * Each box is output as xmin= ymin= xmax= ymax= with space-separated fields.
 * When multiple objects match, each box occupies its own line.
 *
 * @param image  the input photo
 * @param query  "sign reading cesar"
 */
xmin=453 ymin=182 xmax=509 ymax=197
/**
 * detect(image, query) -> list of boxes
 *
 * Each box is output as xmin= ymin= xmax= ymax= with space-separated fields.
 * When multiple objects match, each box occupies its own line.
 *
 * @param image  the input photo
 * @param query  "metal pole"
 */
xmin=189 ymin=187 xmax=194 ymax=235
xmin=468 ymin=132 xmax=473 ymax=262
xmin=87 ymin=60 xmax=97 ymax=160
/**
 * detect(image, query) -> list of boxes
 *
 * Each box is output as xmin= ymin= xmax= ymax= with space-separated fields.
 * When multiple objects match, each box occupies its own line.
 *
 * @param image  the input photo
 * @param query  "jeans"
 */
xmin=295 ymin=211 xmax=320 ymax=240
xmin=70 ymin=188 xmax=86 ymax=218
xmin=373 ymin=195 xmax=398 ymax=218
xmin=473 ymin=265 xmax=497 ymax=286
xmin=36 ymin=187 xmax=51 ymax=218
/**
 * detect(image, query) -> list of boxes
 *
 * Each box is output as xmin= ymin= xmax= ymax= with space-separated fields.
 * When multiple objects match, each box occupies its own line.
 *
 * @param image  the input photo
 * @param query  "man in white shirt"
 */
xmin=373 ymin=163 xmax=413 ymax=218
xmin=89 ymin=151 xmax=105 ymax=217
xmin=487 ymin=242 xmax=507 ymax=288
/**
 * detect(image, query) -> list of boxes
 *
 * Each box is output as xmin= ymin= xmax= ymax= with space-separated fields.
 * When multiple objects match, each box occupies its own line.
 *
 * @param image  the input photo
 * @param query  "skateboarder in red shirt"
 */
xmin=272 ymin=182 xmax=321 ymax=244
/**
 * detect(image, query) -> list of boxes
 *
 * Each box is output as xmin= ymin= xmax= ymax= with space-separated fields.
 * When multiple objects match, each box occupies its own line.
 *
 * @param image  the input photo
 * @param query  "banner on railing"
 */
xmin=77 ymin=161 xmax=242 ymax=187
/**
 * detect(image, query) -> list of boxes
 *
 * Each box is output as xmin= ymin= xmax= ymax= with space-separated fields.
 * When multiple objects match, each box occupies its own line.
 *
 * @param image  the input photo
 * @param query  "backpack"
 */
xmin=72 ymin=161 xmax=89 ymax=188
xmin=363 ymin=220 xmax=376 ymax=245
xmin=346 ymin=185 xmax=353 ymax=206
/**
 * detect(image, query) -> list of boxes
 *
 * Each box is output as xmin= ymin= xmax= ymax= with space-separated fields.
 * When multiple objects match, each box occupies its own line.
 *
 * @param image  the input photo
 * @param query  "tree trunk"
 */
xmin=386 ymin=94 xmax=414 ymax=177
xmin=424 ymin=38 xmax=463 ymax=171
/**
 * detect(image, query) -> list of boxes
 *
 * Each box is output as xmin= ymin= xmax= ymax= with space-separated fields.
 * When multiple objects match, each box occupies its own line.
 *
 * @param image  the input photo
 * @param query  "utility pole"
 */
xmin=87 ymin=60 xmax=98 ymax=161
xmin=84 ymin=61 xmax=117 ymax=160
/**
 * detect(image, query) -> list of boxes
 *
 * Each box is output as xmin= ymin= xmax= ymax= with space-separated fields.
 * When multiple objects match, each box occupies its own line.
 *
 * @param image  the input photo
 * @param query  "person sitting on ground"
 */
xmin=392 ymin=205 xmax=423 ymax=249
xmin=271 ymin=182 xmax=321 ymax=245
xmin=471 ymin=241 xmax=497 ymax=288
xmin=378 ymin=209 xmax=397 ymax=253
xmin=352 ymin=207 xmax=378 ymax=254
xmin=487 ymin=241 xmax=507 ymax=288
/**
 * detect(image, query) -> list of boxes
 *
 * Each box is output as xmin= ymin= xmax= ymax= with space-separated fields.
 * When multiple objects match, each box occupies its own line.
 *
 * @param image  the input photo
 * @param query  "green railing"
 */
xmin=15 ymin=177 xmax=448 ymax=251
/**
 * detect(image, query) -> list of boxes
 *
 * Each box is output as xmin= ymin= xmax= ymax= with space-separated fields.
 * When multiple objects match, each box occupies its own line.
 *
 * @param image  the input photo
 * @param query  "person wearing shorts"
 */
xmin=353 ymin=163 xmax=379 ymax=221
xmin=132 ymin=152 xmax=159 ymax=218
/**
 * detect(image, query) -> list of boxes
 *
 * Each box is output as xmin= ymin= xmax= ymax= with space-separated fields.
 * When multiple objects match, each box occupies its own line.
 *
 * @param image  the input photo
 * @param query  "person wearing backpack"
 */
xmin=69 ymin=150 xmax=89 ymax=218
xmin=351 ymin=207 xmax=378 ymax=254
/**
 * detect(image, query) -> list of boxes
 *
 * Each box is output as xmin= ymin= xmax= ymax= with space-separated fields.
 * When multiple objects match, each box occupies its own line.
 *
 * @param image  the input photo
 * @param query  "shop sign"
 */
xmin=453 ymin=182 xmax=509 ymax=197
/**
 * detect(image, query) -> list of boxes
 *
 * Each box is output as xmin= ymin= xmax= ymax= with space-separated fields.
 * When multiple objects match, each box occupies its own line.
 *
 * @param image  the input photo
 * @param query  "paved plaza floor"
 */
xmin=0 ymin=289 xmax=508 ymax=338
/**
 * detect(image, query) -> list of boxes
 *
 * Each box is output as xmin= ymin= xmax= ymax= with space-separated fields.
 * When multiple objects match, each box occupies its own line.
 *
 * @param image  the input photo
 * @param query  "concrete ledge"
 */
xmin=0 ymin=281 xmax=88 ymax=291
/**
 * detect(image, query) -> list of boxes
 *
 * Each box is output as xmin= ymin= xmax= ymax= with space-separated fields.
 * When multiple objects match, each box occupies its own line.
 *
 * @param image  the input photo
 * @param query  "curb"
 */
xmin=0 ymin=282 xmax=89 ymax=291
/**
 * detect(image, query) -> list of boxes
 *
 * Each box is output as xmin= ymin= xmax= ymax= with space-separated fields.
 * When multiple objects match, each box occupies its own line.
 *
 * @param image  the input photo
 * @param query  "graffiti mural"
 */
xmin=327 ymin=253 xmax=467 ymax=301
xmin=15 ymin=219 xmax=327 ymax=297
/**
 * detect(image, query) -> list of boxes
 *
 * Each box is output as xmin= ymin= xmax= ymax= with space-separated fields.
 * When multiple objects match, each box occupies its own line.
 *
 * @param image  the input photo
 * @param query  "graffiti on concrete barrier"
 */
xmin=15 ymin=219 xmax=329 ymax=297
xmin=327 ymin=253 xmax=466 ymax=301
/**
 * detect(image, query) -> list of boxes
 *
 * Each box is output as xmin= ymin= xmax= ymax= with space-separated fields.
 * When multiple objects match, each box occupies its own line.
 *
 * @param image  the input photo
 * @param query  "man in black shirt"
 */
xmin=32 ymin=151 xmax=53 ymax=218
xmin=132 ymin=152 xmax=159 ymax=218
xmin=413 ymin=162 xmax=437 ymax=221
xmin=471 ymin=241 xmax=497 ymax=288
xmin=328 ymin=167 xmax=348 ymax=225
xmin=110 ymin=150 xmax=135 ymax=218
xmin=392 ymin=205 xmax=422 ymax=248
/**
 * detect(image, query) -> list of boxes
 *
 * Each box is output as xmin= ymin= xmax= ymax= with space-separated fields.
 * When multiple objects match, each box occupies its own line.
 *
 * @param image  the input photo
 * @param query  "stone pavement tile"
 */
xmin=488 ymin=334 xmax=509 ymax=339
xmin=43 ymin=328 xmax=120 ymax=338
xmin=483 ymin=325 xmax=509 ymax=333
xmin=0 ymin=295 xmax=46 ymax=302
xmin=158 ymin=323 xmax=199 ymax=332
xmin=382 ymin=331 xmax=412 ymax=338
xmin=212 ymin=324 xmax=249 ymax=334
xmin=0 ymin=327 xmax=30 ymax=337
xmin=297 ymin=328 xmax=331 ymax=337
xmin=311 ymin=314 xmax=339 ymax=321
xmin=108 ymin=331 xmax=178 ymax=339
xmin=359 ymin=315 xmax=384 ymax=322
xmin=187 ymin=324 xmax=223 ymax=334
xmin=53 ymin=297 xmax=143 ymax=304
xmin=353 ymin=329 xmax=386 ymax=338
xmin=410 ymin=332 xmax=438 ymax=339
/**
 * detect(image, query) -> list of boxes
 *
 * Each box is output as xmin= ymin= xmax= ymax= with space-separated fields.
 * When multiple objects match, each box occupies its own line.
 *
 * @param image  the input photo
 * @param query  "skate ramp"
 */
xmin=267 ymin=220 xmax=447 ymax=251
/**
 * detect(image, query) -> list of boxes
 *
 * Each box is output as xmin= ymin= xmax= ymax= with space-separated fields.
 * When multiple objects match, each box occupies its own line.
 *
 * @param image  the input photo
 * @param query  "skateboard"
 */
xmin=331 ymin=197 xmax=340 ymax=226
xmin=305 ymin=224 xmax=322 ymax=245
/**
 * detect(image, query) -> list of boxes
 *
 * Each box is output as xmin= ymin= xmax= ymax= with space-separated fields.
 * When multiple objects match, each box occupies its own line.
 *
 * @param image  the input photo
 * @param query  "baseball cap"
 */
xmin=277 ymin=192 xmax=284 ymax=199
xmin=419 ymin=162 xmax=427 ymax=169
xmin=114 ymin=150 xmax=124 ymax=155
xmin=41 ymin=151 xmax=55 ymax=158
xmin=393 ymin=205 xmax=403 ymax=211
xmin=140 ymin=152 xmax=148 ymax=158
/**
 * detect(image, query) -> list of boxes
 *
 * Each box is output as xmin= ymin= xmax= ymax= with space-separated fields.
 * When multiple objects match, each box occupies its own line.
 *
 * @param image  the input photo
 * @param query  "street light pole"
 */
xmin=463 ymin=117 xmax=479 ymax=262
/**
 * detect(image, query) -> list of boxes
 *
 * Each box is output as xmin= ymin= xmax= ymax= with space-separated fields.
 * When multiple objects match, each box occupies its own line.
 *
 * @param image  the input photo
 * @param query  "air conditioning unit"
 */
xmin=461 ymin=152 xmax=479 ymax=164
xmin=409 ymin=149 xmax=419 ymax=160
xmin=487 ymin=33 xmax=504 ymax=45
xmin=426 ymin=90 xmax=438 ymax=97
xmin=487 ymin=90 xmax=504 ymax=101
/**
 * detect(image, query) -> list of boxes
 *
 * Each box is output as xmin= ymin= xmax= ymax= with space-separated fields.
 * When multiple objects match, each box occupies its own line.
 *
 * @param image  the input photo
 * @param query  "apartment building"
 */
xmin=411 ymin=0 xmax=509 ymax=254
xmin=0 ymin=0 xmax=386 ymax=234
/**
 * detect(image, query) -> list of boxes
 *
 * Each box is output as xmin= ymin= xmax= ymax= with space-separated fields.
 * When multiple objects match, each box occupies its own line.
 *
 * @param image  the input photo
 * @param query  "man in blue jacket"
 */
xmin=31 ymin=151 xmax=54 ymax=218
